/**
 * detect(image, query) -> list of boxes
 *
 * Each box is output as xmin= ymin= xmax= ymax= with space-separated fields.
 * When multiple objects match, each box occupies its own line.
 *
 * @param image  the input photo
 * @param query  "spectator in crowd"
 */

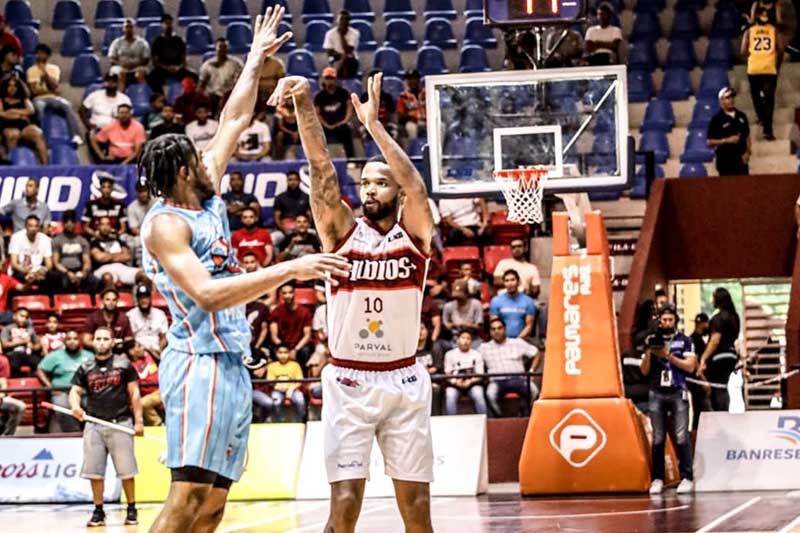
xmin=234 ymin=112 xmax=272 ymax=162
xmin=69 ymin=326 xmax=142 ymax=527
xmin=397 ymin=70 xmax=426 ymax=140
xmin=41 ymin=313 xmax=65 ymax=355
xmin=0 ymin=76 xmax=48 ymax=164
xmin=276 ymin=214 xmax=322 ymax=262
xmin=444 ymin=330 xmax=487 ymax=415
xmin=241 ymin=255 xmax=271 ymax=356
xmin=173 ymin=76 xmax=211 ymax=125
xmin=742 ymin=8 xmax=782 ymax=141
xmin=125 ymin=183 xmax=156 ymax=266
xmin=266 ymin=344 xmax=306 ymax=422
xmin=127 ymin=284 xmax=167 ymax=358
xmin=8 ymin=214 xmax=52 ymax=286
xmin=147 ymin=14 xmax=194 ymax=94
xmin=109 ymin=19 xmax=151 ymax=89
xmin=273 ymin=170 xmax=310 ymax=242
xmin=0 ymin=16 xmax=22 ymax=57
xmin=0 ymin=44 xmax=24 ymax=78
xmin=199 ymin=38 xmax=243 ymax=111
xmin=442 ymin=279 xmax=483 ymax=341
xmin=544 ymin=27 xmax=585 ymax=67
xmin=323 ymin=10 xmax=360 ymax=79
xmin=480 ymin=318 xmax=540 ymax=417
xmin=232 ymin=208 xmax=273 ymax=267
xmin=125 ymin=340 xmax=162 ymax=426
xmin=80 ymin=73 xmax=133 ymax=133
xmin=52 ymin=210 xmax=96 ymax=294
xmin=358 ymin=70 xmax=397 ymax=142
xmin=750 ymin=0 xmax=781 ymax=24
xmin=257 ymin=54 xmax=285 ymax=114
xmin=493 ymin=238 xmax=541 ymax=299
xmin=184 ymin=102 xmax=218 ymax=151
xmin=1 ymin=176 xmax=51 ymax=232
xmin=82 ymin=288 xmax=134 ymax=352
xmin=456 ymin=262 xmax=482 ymax=299
xmin=687 ymin=312 xmax=711 ymax=431
xmin=90 ymin=103 xmax=146 ymax=164
xmin=584 ymin=3 xmax=622 ymax=65
xmin=222 ymin=171 xmax=260 ymax=232
xmin=707 ymin=87 xmax=751 ymax=176
xmin=143 ymin=93 xmax=165 ymax=134
xmin=149 ymin=103 xmax=184 ymax=140
xmin=0 ymin=268 xmax=28 ymax=325
xmin=416 ymin=322 xmax=443 ymax=415
xmin=312 ymin=289 xmax=327 ymax=345
xmin=641 ymin=304 xmax=696 ymax=495
xmin=90 ymin=216 xmax=141 ymax=288
xmin=0 ymin=353 xmax=24 ymax=435
xmin=691 ymin=313 xmax=710 ymax=359
xmin=489 ymin=270 xmax=536 ymax=340
xmin=244 ymin=346 xmax=271 ymax=422
xmin=269 ymin=283 xmax=314 ymax=367
xmin=314 ymin=67 xmax=355 ymax=158
xmin=697 ymin=287 xmax=741 ymax=411
xmin=1 ymin=306 xmax=41 ymax=376
xmin=83 ymin=175 xmax=128 ymax=239
xmin=27 ymin=44 xmax=83 ymax=145
xmin=439 ymin=197 xmax=489 ymax=246
xmin=274 ymin=97 xmax=299 ymax=159
xmin=654 ymin=287 xmax=669 ymax=311
xmin=306 ymin=343 xmax=330 ymax=401
xmin=36 ymin=329 xmax=91 ymax=432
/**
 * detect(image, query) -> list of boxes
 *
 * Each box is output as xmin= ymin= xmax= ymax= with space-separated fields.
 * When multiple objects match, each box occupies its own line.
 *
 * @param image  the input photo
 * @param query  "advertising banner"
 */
xmin=0 ymin=437 xmax=120 ymax=503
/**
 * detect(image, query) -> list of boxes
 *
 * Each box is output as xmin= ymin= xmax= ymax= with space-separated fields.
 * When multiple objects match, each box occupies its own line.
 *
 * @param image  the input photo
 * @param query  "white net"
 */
xmin=494 ymin=168 xmax=549 ymax=224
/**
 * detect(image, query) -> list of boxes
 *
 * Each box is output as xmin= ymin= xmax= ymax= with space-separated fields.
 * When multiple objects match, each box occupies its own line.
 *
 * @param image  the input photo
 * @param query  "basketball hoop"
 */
xmin=494 ymin=167 xmax=550 ymax=225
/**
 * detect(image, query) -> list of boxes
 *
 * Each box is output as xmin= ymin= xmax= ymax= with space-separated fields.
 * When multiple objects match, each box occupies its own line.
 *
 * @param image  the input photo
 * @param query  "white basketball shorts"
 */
xmin=321 ymin=361 xmax=434 ymax=484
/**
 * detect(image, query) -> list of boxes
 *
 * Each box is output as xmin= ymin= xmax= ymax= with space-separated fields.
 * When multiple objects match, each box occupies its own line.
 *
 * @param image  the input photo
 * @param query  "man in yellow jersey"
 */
xmin=741 ymin=8 xmax=783 ymax=141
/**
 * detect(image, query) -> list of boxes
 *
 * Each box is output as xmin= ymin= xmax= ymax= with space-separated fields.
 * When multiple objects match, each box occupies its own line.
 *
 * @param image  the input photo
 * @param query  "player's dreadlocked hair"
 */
xmin=137 ymin=134 xmax=198 ymax=198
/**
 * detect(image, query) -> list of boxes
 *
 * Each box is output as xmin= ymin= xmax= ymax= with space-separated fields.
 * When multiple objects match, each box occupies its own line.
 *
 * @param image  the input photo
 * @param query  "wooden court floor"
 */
xmin=4 ymin=486 xmax=800 ymax=532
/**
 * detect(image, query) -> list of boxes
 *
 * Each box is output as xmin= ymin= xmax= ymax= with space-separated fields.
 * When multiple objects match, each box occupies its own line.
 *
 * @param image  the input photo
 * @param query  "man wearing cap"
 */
xmin=707 ymin=87 xmax=751 ymax=176
xmin=313 ymin=67 xmax=354 ymax=158
xmin=0 ymin=16 xmax=22 ymax=57
xmin=127 ymin=284 xmax=168 ymax=358
xmin=82 ymin=287 xmax=134 ymax=352
xmin=323 ymin=10 xmax=360 ymax=79
xmin=80 ymin=73 xmax=133 ymax=134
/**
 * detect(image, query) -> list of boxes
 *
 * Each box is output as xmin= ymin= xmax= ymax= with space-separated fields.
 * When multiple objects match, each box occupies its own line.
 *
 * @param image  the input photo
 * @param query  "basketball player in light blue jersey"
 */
xmin=137 ymin=7 xmax=350 ymax=532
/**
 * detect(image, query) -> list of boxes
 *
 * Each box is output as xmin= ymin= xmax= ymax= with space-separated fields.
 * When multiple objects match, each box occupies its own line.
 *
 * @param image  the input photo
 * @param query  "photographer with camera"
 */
xmin=641 ymin=304 xmax=697 ymax=496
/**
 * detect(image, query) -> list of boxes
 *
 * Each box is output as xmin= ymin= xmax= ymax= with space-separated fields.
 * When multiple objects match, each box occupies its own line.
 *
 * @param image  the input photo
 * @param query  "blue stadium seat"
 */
xmin=593 ymin=108 xmax=616 ymax=134
xmin=262 ymin=0 xmax=291 ymax=21
xmin=424 ymin=0 xmax=457 ymax=20
xmin=301 ymin=0 xmax=333 ymax=23
xmin=94 ymin=0 xmax=124 ymax=28
xmin=52 ymin=0 xmax=85 ymax=30
xmin=669 ymin=9 xmax=699 ymax=39
xmin=659 ymin=68 xmax=691 ymax=100
xmin=627 ymin=70 xmax=653 ymax=102
xmin=679 ymin=162 xmax=708 ymax=177
xmin=350 ymin=20 xmax=378 ymax=51
xmin=82 ymin=83 xmax=103 ymax=101
xmin=674 ymin=0 xmax=706 ymax=9
xmin=303 ymin=20 xmax=330 ymax=52
xmin=629 ymin=12 xmax=660 ymax=43
xmin=464 ymin=17 xmax=497 ymax=49
xmin=384 ymin=0 xmax=416 ymax=20
xmin=145 ymin=23 xmax=162 ymax=44
xmin=126 ymin=82 xmax=152 ymax=117
xmin=417 ymin=45 xmax=447 ymax=76
xmin=15 ymin=25 xmax=38 ymax=57
xmin=219 ymin=0 xmax=250 ymax=25
xmin=697 ymin=67 xmax=729 ymax=99
xmin=43 ymin=111 xmax=71 ymax=144
xmin=51 ymin=144 xmax=80 ymax=165
xmin=166 ymin=80 xmax=183 ymax=105
xmin=666 ymin=39 xmax=696 ymax=69
xmin=704 ymin=38 xmax=733 ymax=68
xmin=627 ymin=41 xmax=657 ymax=71
xmin=641 ymin=99 xmax=675 ymax=132
xmin=136 ymin=0 xmax=164 ymax=27
xmin=101 ymin=24 xmax=122 ymax=54
xmin=226 ymin=22 xmax=252 ymax=54
xmin=459 ymin=44 xmax=489 ymax=72
xmin=408 ymin=136 xmax=425 ymax=157
xmin=61 ymin=25 xmax=93 ymax=57
xmin=278 ymin=21 xmax=296 ymax=53
xmin=639 ymin=130 xmax=669 ymax=163
xmin=630 ymin=164 xmax=664 ymax=199
xmin=70 ymin=54 xmax=102 ymax=86
xmin=178 ymin=0 xmax=209 ymax=27
xmin=373 ymin=46 xmax=404 ymax=77
xmin=592 ymin=133 xmax=616 ymax=155
xmin=10 ymin=147 xmax=38 ymax=166
xmin=588 ymin=190 xmax=622 ymax=201
xmin=424 ymin=18 xmax=456 ymax=49
xmin=185 ymin=23 xmax=214 ymax=55
xmin=710 ymin=6 xmax=742 ymax=38
xmin=5 ymin=0 xmax=39 ymax=29
xmin=385 ymin=19 xmax=417 ymax=50
xmin=382 ymin=76 xmax=404 ymax=100
xmin=340 ymin=78 xmax=363 ymax=95
xmin=680 ymin=129 xmax=714 ymax=162
xmin=688 ymin=98 xmax=718 ymax=129
xmin=364 ymin=139 xmax=381 ymax=158
xmin=344 ymin=0 xmax=375 ymax=21
xmin=464 ymin=0 xmax=483 ymax=18
xmin=286 ymin=49 xmax=319 ymax=78
xmin=634 ymin=0 xmax=665 ymax=12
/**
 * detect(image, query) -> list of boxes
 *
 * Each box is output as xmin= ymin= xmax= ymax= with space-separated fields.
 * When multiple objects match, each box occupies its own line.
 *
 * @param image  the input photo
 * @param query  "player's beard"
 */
xmin=363 ymin=195 xmax=398 ymax=222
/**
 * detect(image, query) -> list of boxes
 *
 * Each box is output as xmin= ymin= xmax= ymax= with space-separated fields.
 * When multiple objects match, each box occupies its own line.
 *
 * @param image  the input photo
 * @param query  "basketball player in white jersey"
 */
xmin=269 ymin=73 xmax=435 ymax=532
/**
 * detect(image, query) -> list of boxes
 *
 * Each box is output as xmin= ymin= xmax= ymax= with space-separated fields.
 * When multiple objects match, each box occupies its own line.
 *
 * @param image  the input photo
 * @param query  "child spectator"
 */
xmin=41 ymin=313 xmax=65 ymax=355
xmin=267 ymin=344 xmax=306 ymax=422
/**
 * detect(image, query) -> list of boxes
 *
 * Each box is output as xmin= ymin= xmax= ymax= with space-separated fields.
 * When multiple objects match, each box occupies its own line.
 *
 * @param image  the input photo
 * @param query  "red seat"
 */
xmin=55 ymin=294 xmax=93 ymax=311
xmin=6 ymin=377 xmax=49 ymax=427
xmin=482 ymin=244 xmax=512 ymax=277
xmin=116 ymin=292 xmax=134 ymax=309
xmin=12 ymin=295 xmax=51 ymax=311
xmin=294 ymin=287 xmax=318 ymax=308
xmin=152 ymin=292 xmax=168 ymax=309
xmin=490 ymin=210 xmax=529 ymax=244
xmin=441 ymin=246 xmax=482 ymax=282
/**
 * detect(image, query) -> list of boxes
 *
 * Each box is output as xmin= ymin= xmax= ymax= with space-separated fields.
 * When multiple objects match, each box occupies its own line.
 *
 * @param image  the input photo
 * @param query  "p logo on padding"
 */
xmin=549 ymin=409 xmax=607 ymax=468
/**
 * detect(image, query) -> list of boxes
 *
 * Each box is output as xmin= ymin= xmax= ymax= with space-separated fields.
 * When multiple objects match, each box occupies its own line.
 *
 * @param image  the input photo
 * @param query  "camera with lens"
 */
xmin=646 ymin=327 xmax=674 ymax=349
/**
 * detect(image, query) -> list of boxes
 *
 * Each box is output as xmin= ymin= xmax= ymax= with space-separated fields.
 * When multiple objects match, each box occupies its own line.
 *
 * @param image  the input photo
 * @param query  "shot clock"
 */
xmin=483 ymin=0 xmax=585 ymax=26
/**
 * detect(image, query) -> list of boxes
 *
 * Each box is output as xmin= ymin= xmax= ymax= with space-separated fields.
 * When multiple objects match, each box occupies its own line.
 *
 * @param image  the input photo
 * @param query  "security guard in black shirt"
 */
xmin=707 ymin=87 xmax=751 ymax=176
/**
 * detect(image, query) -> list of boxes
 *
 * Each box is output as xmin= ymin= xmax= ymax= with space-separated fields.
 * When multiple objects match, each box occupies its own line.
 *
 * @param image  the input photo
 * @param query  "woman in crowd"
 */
xmin=0 ymin=77 xmax=48 ymax=164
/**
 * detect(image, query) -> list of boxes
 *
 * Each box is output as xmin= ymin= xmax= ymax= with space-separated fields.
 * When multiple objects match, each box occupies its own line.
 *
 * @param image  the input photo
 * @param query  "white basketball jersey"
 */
xmin=326 ymin=217 xmax=429 ymax=367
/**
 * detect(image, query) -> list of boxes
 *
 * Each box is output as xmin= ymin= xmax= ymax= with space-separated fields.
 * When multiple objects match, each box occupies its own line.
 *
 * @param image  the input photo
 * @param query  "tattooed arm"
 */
xmin=268 ymin=76 xmax=354 ymax=252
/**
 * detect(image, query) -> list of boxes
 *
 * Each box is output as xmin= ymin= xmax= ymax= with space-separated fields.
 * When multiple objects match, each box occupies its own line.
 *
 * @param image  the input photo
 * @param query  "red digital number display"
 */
xmin=511 ymin=0 xmax=561 ymax=18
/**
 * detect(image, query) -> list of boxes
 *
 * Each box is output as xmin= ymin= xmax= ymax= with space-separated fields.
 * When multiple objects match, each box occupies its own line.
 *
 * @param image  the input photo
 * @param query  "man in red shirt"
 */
xmin=269 ymin=283 xmax=313 ymax=367
xmin=0 ymin=17 xmax=22 ymax=57
xmin=125 ymin=340 xmax=162 ymax=426
xmin=0 ymin=272 xmax=27 ymax=325
xmin=82 ymin=287 xmax=134 ymax=352
xmin=231 ymin=207 xmax=273 ymax=267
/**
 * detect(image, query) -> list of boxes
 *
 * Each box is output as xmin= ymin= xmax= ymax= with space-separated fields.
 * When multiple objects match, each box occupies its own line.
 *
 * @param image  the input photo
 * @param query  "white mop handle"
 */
xmin=42 ymin=401 xmax=165 ymax=444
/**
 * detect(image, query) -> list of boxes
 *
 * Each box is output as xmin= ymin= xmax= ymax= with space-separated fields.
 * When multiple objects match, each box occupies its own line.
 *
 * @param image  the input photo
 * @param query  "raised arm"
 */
xmin=203 ymin=6 xmax=292 ymax=189
xmin=351 ymin=73 xmax=434 ymax=253
xmin=142 ymin=212 xmax=349 ymax=312
xmin=268 ymin=76 xmax=354 ymax=251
